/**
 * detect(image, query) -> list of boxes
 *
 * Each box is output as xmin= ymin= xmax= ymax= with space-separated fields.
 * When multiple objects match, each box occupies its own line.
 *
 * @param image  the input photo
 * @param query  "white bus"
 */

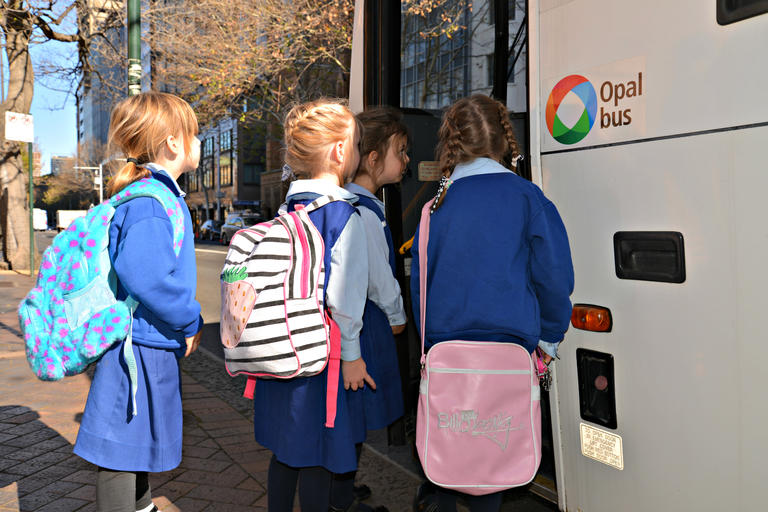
xmin=350 ymin=1 xmax=768 ymax=510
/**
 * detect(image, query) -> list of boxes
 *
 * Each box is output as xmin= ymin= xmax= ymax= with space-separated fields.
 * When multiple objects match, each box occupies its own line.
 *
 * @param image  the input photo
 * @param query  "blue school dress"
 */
xmin=253 ymin=180 xmax=369 ymax=474
xmin=74 ymin=167 xmax=203 ymax=472
xmin=346 ymin=190 xmax=404 ymax=431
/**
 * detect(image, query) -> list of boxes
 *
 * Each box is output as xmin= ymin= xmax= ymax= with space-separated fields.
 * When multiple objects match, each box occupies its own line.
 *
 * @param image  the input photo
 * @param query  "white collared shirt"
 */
xmin=345 ymin=183 xmax=407 ymax=326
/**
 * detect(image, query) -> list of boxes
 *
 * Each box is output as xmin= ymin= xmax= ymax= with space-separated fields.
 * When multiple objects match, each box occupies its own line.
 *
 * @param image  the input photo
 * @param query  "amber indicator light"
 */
xmin=571 ymin=304 xmax=612 ymax=332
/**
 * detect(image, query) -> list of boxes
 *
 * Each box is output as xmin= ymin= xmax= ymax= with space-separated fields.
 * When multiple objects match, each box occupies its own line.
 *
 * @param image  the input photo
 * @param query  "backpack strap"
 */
xmin=111 ymin=178 xmax=185 ymax=257
xmin=109 ymin=177 xmax=186 ymax=416
xmin=299 ymin=194 xmax=348 ymax=214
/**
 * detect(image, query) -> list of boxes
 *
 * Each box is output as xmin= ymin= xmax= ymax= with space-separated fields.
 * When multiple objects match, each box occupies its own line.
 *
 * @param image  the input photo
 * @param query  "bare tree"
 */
xmin=0 ymin=0 xmax=122 ymax=270
xmin=141 ymin=0 xmax=468 ymax=126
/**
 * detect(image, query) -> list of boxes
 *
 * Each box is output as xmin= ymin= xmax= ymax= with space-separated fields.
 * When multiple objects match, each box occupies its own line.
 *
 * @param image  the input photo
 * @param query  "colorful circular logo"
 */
xmin=546 ymin=75 xmax=597 ymax=145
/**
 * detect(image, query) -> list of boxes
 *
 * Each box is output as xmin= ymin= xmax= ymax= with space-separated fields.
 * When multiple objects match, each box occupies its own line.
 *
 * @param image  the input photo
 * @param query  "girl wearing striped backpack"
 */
xmin=410 ymin=95 xmax=574 ymax=512
xmin=72 ymin=92 xmax=203 ymax=512
xmin=253 ymin=99 xmax=373 ymax=512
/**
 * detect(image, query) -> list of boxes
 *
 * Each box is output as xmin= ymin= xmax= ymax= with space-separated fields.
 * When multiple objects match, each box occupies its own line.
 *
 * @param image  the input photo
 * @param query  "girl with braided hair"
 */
xmin=410 ymin=94 xmax=574 ymax=512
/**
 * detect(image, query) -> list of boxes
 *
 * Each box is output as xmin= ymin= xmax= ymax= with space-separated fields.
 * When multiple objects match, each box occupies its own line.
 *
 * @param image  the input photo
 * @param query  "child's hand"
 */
xmin=342 ymin=358 xmax=376 ymax=391
xmin=391 ymin=323 xmax=406 ymax=335
xmin=185 ymin=331 xmax=202 ymax=358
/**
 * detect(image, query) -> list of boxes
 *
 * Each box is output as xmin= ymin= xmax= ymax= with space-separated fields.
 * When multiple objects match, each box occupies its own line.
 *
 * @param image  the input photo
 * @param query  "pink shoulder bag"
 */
xmin=414 ymin=198 xmax=542 ymax=495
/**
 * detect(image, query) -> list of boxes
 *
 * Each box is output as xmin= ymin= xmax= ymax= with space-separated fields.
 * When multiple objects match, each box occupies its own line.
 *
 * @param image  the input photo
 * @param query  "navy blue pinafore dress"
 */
xmin=349 ymin=195 xmax=404 ymax=432
xmin=252 ymin=196 xmax=362 ymax=474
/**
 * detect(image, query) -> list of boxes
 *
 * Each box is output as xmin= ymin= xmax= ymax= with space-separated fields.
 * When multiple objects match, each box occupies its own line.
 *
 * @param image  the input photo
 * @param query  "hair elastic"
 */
xmin=126 ymin=157 xmax=141 ymax=165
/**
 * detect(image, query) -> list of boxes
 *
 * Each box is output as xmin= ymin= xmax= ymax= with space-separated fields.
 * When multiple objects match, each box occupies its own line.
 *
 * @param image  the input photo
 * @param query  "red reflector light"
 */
xmin=571 ymin=304 xmax=612 ymax=332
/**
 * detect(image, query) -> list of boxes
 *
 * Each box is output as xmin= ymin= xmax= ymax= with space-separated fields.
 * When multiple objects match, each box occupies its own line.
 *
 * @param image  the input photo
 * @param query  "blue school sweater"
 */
xmin=410 ymin=158 xmax=574 ymax=354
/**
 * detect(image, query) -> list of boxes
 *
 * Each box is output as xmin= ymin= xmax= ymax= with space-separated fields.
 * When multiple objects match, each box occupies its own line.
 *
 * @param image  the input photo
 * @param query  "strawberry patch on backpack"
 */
xmin=220 ymin=267 xmax=256 ymax=348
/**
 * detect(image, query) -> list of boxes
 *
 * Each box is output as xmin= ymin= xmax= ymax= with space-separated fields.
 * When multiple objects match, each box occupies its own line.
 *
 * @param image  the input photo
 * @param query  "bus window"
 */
xmin=717 ymin=0 xmax=768 ymax=24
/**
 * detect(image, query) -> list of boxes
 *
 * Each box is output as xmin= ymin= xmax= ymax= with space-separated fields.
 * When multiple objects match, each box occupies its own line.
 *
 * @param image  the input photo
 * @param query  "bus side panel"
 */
xmin=544 ymin=128 xmax=768 ymax=511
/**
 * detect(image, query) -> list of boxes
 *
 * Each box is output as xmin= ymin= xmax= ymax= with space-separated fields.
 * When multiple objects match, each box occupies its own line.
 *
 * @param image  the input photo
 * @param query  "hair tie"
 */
xmin=126 ymin=157 xmax=140 ymax=165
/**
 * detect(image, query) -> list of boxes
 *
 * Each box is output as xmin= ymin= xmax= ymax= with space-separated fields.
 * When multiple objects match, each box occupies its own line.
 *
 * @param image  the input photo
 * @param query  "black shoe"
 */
xmin=413 ymin=482 xmax=439 ymax=512
xmin=354 ymin=484 xmax=372 ymax=501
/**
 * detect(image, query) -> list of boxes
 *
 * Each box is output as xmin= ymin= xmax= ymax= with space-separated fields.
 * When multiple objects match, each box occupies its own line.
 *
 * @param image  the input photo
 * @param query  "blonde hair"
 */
xmin=433 ymin=95 xmax=520 ymax=210
xmin=283 ymin=98 xmax=360 ymax=179
xmin=107 ymin=91 xmax=199 ymax=196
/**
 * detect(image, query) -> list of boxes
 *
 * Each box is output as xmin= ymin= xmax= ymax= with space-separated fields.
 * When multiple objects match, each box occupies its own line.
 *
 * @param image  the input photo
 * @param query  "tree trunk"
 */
xmin=1 ymin=7 xmax=35 ymax=271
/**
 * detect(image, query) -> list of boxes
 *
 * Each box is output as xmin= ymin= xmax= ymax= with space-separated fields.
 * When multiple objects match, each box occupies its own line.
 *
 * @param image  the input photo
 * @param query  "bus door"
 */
xmin=352 ymin=0 xmax=560 ymax=504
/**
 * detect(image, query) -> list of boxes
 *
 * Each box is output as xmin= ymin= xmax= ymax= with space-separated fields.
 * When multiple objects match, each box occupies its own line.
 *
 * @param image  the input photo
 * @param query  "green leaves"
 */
xmin=222 ymin=266 xmax=248 ymax=283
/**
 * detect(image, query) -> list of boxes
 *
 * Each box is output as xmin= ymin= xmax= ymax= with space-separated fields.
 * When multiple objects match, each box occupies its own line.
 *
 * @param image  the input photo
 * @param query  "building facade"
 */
xmin=400 ymin=0 xmax=526 ymax=113
xmin=50 ymin=156 xmax=76 ymax=176
xmin=182 ymin=116 xmax=274 ymax=233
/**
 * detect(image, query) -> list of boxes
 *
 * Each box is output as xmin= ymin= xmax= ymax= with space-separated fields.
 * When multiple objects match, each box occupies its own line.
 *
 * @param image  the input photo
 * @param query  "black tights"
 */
xmin=96 ymin=467 xmax=152 ymax=512
xmin=268 ymin=454 xmax=332 ymax=512
xmin=329 ymin=443 xmax=363 ymax=510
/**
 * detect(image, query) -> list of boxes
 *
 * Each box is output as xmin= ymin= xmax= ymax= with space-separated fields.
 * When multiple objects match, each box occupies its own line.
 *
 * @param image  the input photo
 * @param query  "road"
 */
xmin=192 ymin=241 xmax=228 ymax=358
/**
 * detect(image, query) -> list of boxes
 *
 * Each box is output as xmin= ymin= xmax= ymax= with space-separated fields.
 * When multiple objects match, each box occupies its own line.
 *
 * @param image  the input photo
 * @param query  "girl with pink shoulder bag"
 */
xmin=410 ymin=94 xmax=574 ymax=512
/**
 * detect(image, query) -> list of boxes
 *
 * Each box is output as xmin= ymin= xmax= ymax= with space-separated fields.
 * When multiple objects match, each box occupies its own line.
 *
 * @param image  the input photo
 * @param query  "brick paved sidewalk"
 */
xmin=0 ymin=271 xmax=421 ymax=511
xmin=0 ymin=271 xmax=271 ymax=510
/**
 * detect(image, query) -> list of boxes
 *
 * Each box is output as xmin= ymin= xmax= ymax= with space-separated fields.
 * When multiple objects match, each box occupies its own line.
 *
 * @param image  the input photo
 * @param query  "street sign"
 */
xmin=5 ymin=111 xmax=34 ymax=143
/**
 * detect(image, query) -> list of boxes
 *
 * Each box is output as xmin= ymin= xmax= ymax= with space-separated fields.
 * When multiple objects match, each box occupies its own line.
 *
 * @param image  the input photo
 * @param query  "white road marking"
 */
xmin=195 ymin=248 xmax=227 ymax=254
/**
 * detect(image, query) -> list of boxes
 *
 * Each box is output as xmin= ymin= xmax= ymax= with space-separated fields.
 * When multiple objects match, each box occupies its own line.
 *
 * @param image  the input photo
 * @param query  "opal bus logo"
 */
xmin=546 ymin=75 xmax=597 ymax=145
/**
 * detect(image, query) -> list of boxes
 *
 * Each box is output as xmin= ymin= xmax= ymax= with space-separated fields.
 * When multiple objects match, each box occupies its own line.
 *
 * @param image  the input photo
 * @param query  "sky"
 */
xmin=29 ymin=40 xmax=79 ymax=175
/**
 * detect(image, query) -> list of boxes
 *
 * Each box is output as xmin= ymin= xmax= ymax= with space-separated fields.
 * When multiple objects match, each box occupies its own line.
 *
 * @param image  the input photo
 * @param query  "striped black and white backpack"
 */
xmin=219 ymin=195 xmax=344 ymax=427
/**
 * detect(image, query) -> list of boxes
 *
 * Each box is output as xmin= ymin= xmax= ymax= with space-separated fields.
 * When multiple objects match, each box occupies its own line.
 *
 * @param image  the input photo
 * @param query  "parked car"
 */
xmin=220 ymin=213 xmax=264 ymax=245
xmin=199 ymin=219 xmax=223 ymax=241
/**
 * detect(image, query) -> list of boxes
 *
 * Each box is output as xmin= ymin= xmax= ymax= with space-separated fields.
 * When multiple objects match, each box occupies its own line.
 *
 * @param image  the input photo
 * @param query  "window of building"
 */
xmin=200 ymin=137 xmax=214 ymax=189
xmin=187 ymin=170 xmax=199 ymax=192
xmin=401 ymin=6 xmax=470 ymax=110
xmin=203 ymin=159 xmax=213 ymax=189
xmin=219 ymin=130 xmax=233 ymax=187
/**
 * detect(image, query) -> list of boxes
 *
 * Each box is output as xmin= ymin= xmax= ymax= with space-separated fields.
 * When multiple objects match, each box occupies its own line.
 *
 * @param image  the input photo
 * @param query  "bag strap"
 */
xmin=299 ymin=194 xmax=347 ymax=214
xmin=418 ymin=198 xmax=436 ymax=366
xmin=110 ymin=178 xmax=185 ymax=257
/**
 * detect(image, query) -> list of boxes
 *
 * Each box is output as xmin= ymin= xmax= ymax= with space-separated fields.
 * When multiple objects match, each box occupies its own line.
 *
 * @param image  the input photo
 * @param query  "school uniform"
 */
xmin=410 ymin=157 xmax=573 ymax=510
xmin=252 ymin=179 xmax=369 ymax=474
xmin=74 ymin=166 xmax=203 ymax=472
xmin=410 ymin=156 xmax=574 ymax=358
xmin=344 ymin=183 xmax=405 ymax=431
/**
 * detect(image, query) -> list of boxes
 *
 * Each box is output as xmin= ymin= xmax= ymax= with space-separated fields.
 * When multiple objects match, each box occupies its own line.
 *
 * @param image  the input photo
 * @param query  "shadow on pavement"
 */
xmin=0 ymin=405 xmax=95 ymax=511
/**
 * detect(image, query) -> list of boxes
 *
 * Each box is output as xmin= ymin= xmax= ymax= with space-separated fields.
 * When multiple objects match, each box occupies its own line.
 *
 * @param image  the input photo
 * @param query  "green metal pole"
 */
xmin=28 ymin=142 xmax=34 ymax=273
xmin=127 ymin=0 xmax=141 ymax=95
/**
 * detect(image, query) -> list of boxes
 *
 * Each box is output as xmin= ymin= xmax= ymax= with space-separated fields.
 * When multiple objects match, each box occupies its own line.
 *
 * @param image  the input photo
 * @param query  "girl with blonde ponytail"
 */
xmin=73 ymin=91 xmax=203 ymax=512
xmin=410 ymin=95 xmax=575 ymax=512
xmin=252 ymin=98 xmax=375 ymax=512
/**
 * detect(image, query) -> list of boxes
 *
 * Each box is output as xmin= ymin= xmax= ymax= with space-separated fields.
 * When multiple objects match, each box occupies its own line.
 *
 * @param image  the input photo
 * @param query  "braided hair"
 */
xmin=432 ymin=95 xmax=521 ymax=212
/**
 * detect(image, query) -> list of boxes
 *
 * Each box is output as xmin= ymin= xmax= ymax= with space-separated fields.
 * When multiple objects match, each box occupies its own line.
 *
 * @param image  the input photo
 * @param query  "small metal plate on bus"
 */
xmin=418 ymin=161 xmax=441 ymax=182
xmin=579 ymin=423 xmax=624 ymax=470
